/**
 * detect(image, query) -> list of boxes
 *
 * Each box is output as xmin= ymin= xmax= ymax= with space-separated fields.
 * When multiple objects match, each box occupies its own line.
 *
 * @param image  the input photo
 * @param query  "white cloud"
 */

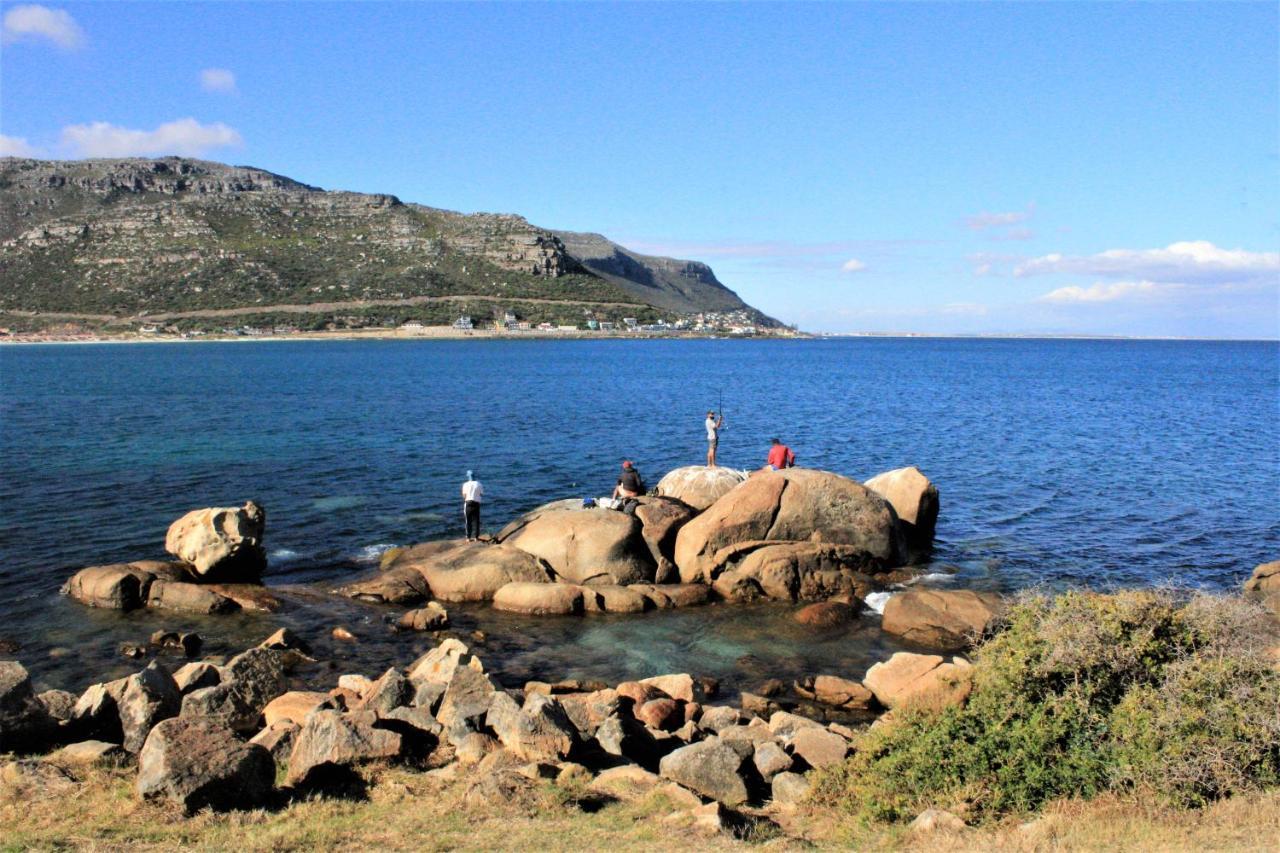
xmin=0 ymin=134 xmax=42 ymax=157
xmin=2 ymin=4 xmax=84 ymax=49
xmin=200 ymin=68 xmax=237 ymax=94
xmin=841 ymin=258 xmax=867 ymax=273
xmin=1016 ymin=241 xmax=1279 ymax=285
xmin=965 ymin=204 xmax=1034 ymax=231
xmin=60 ymin=118 xmax=243 ymax=158
xmin=1038 ymin=281 xmax=1161 ymax=304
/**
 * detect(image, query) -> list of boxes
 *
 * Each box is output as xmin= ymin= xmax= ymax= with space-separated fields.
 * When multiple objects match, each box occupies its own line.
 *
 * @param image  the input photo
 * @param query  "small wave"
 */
xmin=270 ymin=548 xmax=302 ymax=562
xmin=354 ymin=543 xmax=397 ymax=563
xmin=864 ymin=591 xmax=892 ymax=614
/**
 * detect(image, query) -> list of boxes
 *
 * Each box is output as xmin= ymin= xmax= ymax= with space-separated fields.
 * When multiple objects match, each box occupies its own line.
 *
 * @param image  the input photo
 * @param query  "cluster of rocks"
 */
xmin=0 ymin=617 xmax=986 ymax=823
xmin=63 ymin=502 xmax=279 ymax=616
xmin=340 ymin=464 xmax=942 ymax=618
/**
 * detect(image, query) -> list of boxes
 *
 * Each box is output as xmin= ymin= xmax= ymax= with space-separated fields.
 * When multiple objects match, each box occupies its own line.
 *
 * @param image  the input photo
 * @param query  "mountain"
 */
xmin=0 ymin=157 xmax=776 ymax=331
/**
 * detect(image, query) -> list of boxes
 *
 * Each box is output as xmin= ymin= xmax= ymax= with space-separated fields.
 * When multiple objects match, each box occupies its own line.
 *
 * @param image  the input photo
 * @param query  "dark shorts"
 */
xmin=708 ymin=438 xmax=718 ymax=448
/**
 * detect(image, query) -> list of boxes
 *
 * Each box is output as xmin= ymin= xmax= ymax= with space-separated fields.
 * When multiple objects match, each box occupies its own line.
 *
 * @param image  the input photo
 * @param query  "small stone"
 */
xmin=260 ymin=628 xmax=310 ymax=653
xmin=331 ymin=627 xmax=357 ymax=642
xmin=636 ymin=697 xmax=682 ymax=731
xmin=589 ymin=764 xmax=662 ymax=801
xmin=752 ymin=740 xmax=792 ymax=780
xmin=789 ymin=727 xmax=848 ymax=769
xmin=398 ymin=602 xmax=450 ymax=631
xmin=46 ymin=740 xmax=127 ymax=767
xmin=910 ymin=808 xmax=966 ymax=832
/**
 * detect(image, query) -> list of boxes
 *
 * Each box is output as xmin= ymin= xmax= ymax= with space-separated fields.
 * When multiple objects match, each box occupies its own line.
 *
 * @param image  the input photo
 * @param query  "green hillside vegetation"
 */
xmin=0 ymin=157 xmax=775 ymax=330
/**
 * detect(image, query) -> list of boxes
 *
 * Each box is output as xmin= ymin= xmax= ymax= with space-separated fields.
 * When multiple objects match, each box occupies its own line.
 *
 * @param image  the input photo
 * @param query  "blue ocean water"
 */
xmin=1 ymin=338 xmax=1277 ymax=691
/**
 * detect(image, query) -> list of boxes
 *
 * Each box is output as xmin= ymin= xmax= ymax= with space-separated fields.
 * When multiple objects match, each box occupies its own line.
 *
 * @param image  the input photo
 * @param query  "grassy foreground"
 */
xmin=3 ymin=760 xmax=1279 ymax=852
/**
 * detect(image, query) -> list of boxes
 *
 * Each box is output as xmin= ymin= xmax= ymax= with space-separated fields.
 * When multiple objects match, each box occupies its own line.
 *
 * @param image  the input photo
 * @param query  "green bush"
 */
xmin=810 ymin=589 xmax=1280 ymax=823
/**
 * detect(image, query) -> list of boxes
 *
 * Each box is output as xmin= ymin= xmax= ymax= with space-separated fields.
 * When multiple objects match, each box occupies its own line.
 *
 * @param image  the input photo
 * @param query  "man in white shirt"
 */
xmin=462 ymin=471 xmax=484 ymax=541
xmin=705 ymin=410 xmax=724 ymax=467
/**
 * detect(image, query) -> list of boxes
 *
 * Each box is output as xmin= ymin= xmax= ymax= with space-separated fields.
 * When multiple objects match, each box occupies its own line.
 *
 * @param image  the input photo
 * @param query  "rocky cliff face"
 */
xmin=0 ymin=157 xmax=771 ymax=326
xmin=554 ymin=230 xmax=755 ymax=316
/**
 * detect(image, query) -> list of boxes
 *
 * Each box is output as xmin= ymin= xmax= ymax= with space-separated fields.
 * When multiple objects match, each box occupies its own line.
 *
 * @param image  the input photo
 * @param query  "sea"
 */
xmin=1 ymin=337 xmax=1277 ymax=696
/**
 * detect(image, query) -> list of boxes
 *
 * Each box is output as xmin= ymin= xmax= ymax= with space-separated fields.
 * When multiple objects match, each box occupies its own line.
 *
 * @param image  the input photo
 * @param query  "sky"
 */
xmin=2 ymin=1 xmax=1277 ymax=337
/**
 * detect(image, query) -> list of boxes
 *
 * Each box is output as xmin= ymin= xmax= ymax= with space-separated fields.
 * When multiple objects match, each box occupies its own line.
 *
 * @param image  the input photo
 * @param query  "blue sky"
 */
xmin=2 ymin=2 xmax=1277 ymax=337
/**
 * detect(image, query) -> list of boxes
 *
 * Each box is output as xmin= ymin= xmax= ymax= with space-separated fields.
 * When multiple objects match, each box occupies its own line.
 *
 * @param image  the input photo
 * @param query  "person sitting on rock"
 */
xmin=766 ymin=437 xmax=796 ymax=470
xmin=613 ymin=459 xmax=645 ymax=499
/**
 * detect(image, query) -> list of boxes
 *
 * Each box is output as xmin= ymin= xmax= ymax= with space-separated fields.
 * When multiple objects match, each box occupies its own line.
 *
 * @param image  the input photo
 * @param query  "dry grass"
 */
xmin=3 ymin=760 xmax=1278 ymax=852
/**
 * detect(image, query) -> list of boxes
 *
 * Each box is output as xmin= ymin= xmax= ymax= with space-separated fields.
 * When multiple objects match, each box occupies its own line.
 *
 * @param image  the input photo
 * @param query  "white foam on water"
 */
xmin=270 ymin=548 xmax=301 ymax=562
xmin=354 ymin=543 xmax=397 ymax=563
xmin=313 ymin=495 xmax=368 ymax=512
xmin=908 ymin=572 xmax=957 ymax=585
xmin=864 ymin=591 xmax=893 ymax=614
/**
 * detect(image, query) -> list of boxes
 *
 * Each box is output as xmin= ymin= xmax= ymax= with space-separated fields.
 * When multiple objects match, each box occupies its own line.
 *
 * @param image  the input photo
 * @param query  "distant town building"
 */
xmin=453 ymin=315 xmax=473 ymax=330
xmin=623 ymin=317 xmax=638 ymax=329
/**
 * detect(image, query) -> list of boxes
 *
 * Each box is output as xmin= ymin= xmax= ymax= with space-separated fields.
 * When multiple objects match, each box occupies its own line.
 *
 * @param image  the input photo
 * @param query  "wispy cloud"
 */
xmin=964 ymin=203 xmax=1035 ymax=232
xmin=0 ymin=134 xmax=42 ymax=157
xmin=60 ymin=118 xmax=243 ymax=158
xmin=1016 ymin=241 xmax=1279 ymax=285
xmin=200 ymin=68 xmax=237 ymax=94
xmin=841 ymin=258 xmax=867 ymax=273
xmin=2 ymin=4 xmax=84 ymax=49
xmin=1038 ymin=281 xmax=1163 ymax=304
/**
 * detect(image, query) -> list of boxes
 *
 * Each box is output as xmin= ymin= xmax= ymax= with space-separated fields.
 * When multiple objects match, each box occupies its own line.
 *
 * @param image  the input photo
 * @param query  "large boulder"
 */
xmin=674 ymin=469 xmax=903 ymax=585
xmin=880 ymin=589 xmax=1003 ymax=651
xmin=500 ymin=508 xmax=656 ymax=585
xmin=863 ymin=466 xmax=939 ymax=559
xmin=136 ymin=716 xmax=274 ymax=813
xmin=284 ymin=709 xmax=403 ymax=787
xmin=1 ymin=660 xmax=54 ymax=752
xmin=657 ymin=466 xmax=748 ymax=512
xmin=492 ymin=582 xmax=584 ymax=616
xmin=164 ymin=501 xmax=267 ymax=581
xmin=382 ymin=540 xmax=552 ymax=602
xmin=1244 ymin=561 xmax=1280 ymax=596
xmin=62 ymin=563 xmax=156 ymax=610
xmin=862 ymin=652 xmax=973 ymax=711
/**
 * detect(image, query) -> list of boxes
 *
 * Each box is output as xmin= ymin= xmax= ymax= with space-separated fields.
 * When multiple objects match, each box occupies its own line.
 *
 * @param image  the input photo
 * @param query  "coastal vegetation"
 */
xmin=809 ymin=589 xmax=1280 ymax=824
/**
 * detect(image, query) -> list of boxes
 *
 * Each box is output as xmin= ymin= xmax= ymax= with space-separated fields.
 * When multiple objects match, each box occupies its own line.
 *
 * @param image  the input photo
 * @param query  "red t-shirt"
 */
xmin=767 ymin=444 xmax=795 ymax=469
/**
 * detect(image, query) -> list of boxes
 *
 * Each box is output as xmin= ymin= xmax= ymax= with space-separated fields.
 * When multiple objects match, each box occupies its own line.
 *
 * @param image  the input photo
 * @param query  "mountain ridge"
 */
xmin=0 ymin=157 xmax=777 ymax=330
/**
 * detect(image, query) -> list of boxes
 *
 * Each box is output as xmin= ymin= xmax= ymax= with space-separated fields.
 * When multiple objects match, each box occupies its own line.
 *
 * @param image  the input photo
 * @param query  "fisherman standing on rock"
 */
xmin=705 ymin=409 xmax=724 ymax=467
xmin=462 ymin=470 xmax=484 ymax=541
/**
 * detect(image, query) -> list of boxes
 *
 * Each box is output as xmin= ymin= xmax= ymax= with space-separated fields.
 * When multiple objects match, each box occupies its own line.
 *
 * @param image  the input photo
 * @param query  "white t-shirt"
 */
xmin=462 ymin=480 xmax=484 ymax=502
xmin=705 ymin=416 xmax=718 ymax=441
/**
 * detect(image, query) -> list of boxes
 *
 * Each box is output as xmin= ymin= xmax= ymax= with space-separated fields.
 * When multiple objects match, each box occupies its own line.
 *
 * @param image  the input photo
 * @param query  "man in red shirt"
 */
xmin=766 ymin=437 xmax=796 ymax=470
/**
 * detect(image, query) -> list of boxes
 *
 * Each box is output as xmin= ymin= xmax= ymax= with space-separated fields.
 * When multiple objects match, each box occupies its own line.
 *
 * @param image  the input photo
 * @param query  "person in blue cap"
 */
xmin=461 ymin=470 xmax=484 ymax=541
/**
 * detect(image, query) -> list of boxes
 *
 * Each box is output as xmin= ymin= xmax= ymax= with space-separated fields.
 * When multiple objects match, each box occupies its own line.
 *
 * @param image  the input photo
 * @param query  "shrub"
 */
xmin=810 ymin=589 xmax=1280 ymax=823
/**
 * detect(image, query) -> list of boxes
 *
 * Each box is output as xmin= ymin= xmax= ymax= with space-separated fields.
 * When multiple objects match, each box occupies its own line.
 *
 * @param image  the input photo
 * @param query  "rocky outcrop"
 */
xmin=656 ymin=467 xmax=748 ymax=512
xmin=863 ymin=466 xmax=939 ymax=559
xmin=62 ymin=558 xmax=262 ymax=616
xmin=164 ymin=502 xmax=266 ymax=581
xmin=499 ymin=507 xmax=656 ymax=585
xmin=794 ymin=600 xmax=859 ymax=627
xmin=880 ymin=589 xmax=1003 ymax=651
xmin=633 ymin=497 xmax=699 ymax=581
xmin=136 ymin=716 xmax=274 ymax=813
xmin=674 ymin=469 xmax=904 ymax=594
xmin=374 ymin=540 xmax=551 ymax=602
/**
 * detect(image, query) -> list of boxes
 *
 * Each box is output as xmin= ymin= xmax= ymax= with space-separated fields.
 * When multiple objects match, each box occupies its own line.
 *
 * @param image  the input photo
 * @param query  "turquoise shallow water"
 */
xmin=1 ymin=337 xmax=1277 ymax=693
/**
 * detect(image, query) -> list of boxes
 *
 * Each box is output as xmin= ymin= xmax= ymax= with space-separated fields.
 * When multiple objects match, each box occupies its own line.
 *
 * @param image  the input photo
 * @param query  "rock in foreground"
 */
xmin=136 ymin=716 xmax=274 ymax=813
xmin=880 ymin=589 xmax=1003 ymax=651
